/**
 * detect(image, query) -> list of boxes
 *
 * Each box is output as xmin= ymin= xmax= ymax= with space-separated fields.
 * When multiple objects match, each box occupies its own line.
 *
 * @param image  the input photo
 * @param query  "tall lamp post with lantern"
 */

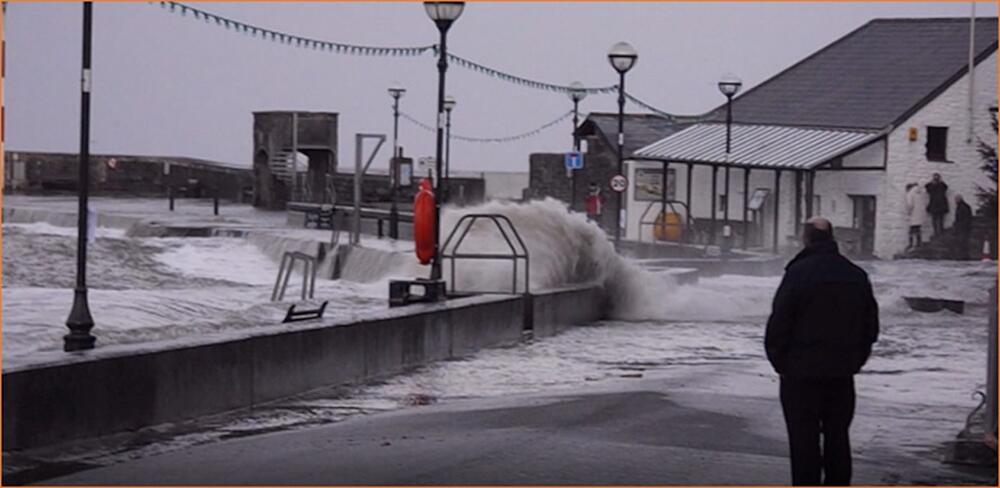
xmin=718 ymin=73 xmax=743 ymax=249
xmin=607 ymin=41 xmax=637 ymax=246
xmin=424 ymin=1 xmax=464 ymax=281
xmin=388 ymin=82 xmax=406 ymax=239
xmin=568 ymin=81 xmax=587 ymax=210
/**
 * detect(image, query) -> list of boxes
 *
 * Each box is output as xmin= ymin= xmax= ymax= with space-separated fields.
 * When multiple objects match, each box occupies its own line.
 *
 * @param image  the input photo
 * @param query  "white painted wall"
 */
xmin=875 ymin=51 xmax=998 ymax=258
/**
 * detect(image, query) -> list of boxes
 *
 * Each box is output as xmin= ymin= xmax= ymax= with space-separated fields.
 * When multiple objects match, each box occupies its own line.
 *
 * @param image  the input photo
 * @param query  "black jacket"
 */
xmin=954 ymin=201 xmax=973 ymax=234
xmin=925 ymin=181 xmax=949 ymax=215
xmin=765 ymin=240 xmax=879 ymax=378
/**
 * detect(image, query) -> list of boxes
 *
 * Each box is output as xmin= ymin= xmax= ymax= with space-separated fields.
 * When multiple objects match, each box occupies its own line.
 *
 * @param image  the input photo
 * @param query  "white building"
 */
xmin=624 ymin=17 xmax=997 ymax=258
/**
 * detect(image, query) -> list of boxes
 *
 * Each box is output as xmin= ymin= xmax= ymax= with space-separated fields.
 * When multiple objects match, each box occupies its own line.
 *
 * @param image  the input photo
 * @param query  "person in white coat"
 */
xmin=905 ymin=183 xmax=928 ymax=249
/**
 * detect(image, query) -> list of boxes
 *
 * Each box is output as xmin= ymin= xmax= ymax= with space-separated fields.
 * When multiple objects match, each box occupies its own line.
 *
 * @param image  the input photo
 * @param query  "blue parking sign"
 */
xmin=565 ymin=152 xmax=584 ymax=170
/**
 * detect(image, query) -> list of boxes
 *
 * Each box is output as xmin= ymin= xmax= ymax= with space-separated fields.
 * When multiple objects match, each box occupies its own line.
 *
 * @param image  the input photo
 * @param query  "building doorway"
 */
xmin=850 ymin=195 xmax=877 ymax=257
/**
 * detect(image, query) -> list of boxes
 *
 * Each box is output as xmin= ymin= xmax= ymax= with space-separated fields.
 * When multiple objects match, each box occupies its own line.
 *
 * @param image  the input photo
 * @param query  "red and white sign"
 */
xmin=610 ymin=175 xmax=628 ymax=193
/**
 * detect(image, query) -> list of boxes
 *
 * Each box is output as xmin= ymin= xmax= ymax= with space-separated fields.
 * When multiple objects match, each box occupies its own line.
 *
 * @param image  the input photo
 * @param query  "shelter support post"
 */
xmin=795 ymin=171 xmax=803 ymax=234
xmin=710 ymin=165 xmax=718 ymax=245
xmin=773 ymin=170 xmax=782 ymax=254
xmin=742 ymin=167 xmax=750 ymax=249
xmin=686 ymin=162 xmax=694 ymax=242
xmin=805 ymin=170 xmax=815 ymax=220
xmin=723 ymin=166 xmax=731 ymax=223
xmin=661 ymin=161 xmax=669 ymax=240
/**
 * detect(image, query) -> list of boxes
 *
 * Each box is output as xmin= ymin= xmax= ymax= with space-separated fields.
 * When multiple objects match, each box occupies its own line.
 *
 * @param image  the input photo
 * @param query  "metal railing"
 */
xmin=440 ymin=214 xmax=529 ymax=295
xmin=271 ymin=251 xmax=318 ymax=302
xmin=637 ymin=200 xmax=691 ymax=244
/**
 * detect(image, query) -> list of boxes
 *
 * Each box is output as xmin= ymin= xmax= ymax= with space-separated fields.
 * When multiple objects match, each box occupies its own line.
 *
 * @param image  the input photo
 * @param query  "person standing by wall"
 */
xmin=584 ymin=182 xmax=605 ymax=224
xmin=953 ymin=194 xmax=973 ymax=260
xmin=765 ymin=217 xmax=880 ymax=486
xmin=905 ymin=183 xmax=927 ymax=250
xmin=925 ymin=173 xmax=950 ymax=237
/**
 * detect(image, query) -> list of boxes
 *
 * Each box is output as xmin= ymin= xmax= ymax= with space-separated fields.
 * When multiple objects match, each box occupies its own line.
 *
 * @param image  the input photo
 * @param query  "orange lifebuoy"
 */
xmin=413 ymin=178 xmax=436 ymax=265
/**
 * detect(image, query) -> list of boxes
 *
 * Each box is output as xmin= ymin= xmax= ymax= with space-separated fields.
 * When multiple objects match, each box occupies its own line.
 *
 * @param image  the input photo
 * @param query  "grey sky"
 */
xmin=6 ymin=2 xmax=996 ymax=173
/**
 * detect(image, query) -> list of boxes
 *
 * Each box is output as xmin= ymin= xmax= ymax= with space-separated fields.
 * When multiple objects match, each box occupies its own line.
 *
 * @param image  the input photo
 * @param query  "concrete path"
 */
xmin=43 ymin=371 xmax=985 ymax=486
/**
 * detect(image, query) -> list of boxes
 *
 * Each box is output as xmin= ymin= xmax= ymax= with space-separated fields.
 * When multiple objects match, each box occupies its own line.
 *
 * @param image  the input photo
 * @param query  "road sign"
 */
xmin=564 ymin=152 xmax=584 ymax=170
xmin=610 ymin=174 xmax=628 ymax=193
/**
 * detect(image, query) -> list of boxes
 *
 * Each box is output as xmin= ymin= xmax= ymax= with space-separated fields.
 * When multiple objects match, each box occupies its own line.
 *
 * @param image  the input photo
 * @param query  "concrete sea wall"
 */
xmin=3 ymin=286 xmax=605 ymax=451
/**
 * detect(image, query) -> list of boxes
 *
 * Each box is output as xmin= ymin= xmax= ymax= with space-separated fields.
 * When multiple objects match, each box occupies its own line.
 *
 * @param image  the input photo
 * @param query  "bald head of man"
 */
xmin=802 ymin=216 xmax=834 ymax=247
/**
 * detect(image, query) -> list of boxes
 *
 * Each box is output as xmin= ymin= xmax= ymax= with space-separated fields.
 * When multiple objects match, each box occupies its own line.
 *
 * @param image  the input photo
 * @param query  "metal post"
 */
xmin=742 ymin=167 xmax=750 ymax=249
xmin=724 ymin=166 xmax=731 ymax=223
xmin=445 ymin=106 xmax=452 ymax=203
xmin=794 ymin=171 xmax=803 ymax=232
xmin=291 ymin=112 xmax=299 ymax=202
xmin=614 ymin=71 xmax=626 ymax=246
xmin=660 ymin=161 xmax=669 ymax=241
xmin=710 ymin=165 xmax=718 ymax=245
xmin=431 ymin=26 xmax=449 ymax=281
xmin=168 ymin=185 xmax=174 ymax=211
xmin=64 ymin=1 xmax=96 ymax=352
xmin=805 ymin=170 xmax=815 ymax=219
xmin=725 ymin=93 xmax=734 ymax=154
xmin=686 ymin=162 xmax=693 ymax=241
xmin=390 ymin=95 xmax=400 ymax=240
xmin=353 ymin=134 xmax=362 ymax=246
xmin=213 ymin=191 xmax=219 ymax=216
xmin=773 ymin=170 xmax=782 ymax=254
xmin=571 ymin=98 xmax=580 ymax=211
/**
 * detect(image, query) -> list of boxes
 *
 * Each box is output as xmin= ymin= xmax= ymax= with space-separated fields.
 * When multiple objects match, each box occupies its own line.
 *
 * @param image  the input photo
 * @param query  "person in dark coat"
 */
xmin=925 ymin=173 xmax=949 ymax=236
xmin=953 ymin=194 xmax=973 ymax=259
xmin=765 ymin=217 xmax=880 ymax=486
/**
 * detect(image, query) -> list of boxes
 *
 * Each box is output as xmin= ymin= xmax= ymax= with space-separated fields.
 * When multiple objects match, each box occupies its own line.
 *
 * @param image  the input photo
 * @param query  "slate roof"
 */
xmin=707 ymin=17 xmax=998 ymax=130
xmin=575 ymin=113 xmax=695 ymax=155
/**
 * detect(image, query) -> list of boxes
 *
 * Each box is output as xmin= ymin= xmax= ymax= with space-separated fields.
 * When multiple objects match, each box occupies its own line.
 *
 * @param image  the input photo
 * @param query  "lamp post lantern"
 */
xmin=443 ymin=94 xmax=456 ymax=202
xmin=388 ymin=82 xmax=406 ymax=239
xmin=607 ymin=41 xmax=637 ymax=247
xmin=424 ymin=1 xmax=464 ymax=282
xmin=65 ymin=1 xmax=96 ymax=352
xmin=718 ymin=74 xmax=742 ymax=154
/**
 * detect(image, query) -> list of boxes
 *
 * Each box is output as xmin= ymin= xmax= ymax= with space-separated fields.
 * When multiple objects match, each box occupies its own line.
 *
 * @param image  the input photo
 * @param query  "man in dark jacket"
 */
xmin=765 ymin=217 xmax=879 ymax=486
xmin=925 ymin=173 xmax=949 ymax=236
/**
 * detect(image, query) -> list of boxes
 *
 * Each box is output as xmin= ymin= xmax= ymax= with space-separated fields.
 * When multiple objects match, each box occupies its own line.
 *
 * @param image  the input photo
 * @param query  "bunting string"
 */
xmin=156 ymin=2 xmax=683 ymax=118
xmin=442 ymin=50 xmax=617 ymax=96
xmin=158 ymin=2 xmax=434 ymax=57
xmin=400 ymin=111 xmax=573 ymax=144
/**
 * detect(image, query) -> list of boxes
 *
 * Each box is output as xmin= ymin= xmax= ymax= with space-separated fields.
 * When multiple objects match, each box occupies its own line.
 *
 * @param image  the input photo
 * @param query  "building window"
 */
xmin=926 ymin=126 xmax=949 ymax=162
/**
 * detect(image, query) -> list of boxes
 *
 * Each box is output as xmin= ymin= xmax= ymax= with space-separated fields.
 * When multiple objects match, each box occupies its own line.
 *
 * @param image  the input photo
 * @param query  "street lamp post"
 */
xmin=608 ymin=41 xmax=637 ymax=247
xmin=424 ymin=1 xmax=464 ymax=282
xmin=567 ymin=81 xmax=587 ymax=211
xmin=443 ymin=95 xmax=456 ymax=203
xmin=718 ymin=74 xmax=742 ymax=252
xmin=65 ymin=1 xmax=96 ymax=352
xmin=388 ymin=83 xmax=406 ymax=240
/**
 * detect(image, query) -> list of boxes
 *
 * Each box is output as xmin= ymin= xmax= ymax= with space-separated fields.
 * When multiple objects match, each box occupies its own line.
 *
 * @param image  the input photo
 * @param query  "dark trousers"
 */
xmin=931 ymin=213 xmax=946 ymax=236
xmin=908 ymin=225 xmax=922 ymax=249
xmin=780 ymin=376 xmax=856 ymax=486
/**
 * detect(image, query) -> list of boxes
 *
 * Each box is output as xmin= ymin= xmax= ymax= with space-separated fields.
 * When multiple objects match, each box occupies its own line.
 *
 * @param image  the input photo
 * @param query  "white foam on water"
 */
xmin=359 ymin=198 xmax=673 ymax=319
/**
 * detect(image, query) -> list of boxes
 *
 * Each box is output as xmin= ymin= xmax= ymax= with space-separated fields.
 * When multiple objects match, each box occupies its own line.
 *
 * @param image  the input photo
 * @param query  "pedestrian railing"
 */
xmin=440 ymin=213 xmax=529 ymax=296
xmin=637 ymin=200 xmax=690 ymax=244
xmin=271 ymin=251 xmax=318 ymax=302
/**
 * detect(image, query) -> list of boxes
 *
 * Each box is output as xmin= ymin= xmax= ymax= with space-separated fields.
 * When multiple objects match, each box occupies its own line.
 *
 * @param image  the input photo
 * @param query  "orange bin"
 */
xmin=653 ymin=211 xmax=683 ymax=242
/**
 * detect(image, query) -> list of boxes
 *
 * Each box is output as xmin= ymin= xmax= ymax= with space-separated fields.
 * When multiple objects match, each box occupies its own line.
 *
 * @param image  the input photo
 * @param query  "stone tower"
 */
xmin=252 ymin=111 xmax=338 ymax=209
